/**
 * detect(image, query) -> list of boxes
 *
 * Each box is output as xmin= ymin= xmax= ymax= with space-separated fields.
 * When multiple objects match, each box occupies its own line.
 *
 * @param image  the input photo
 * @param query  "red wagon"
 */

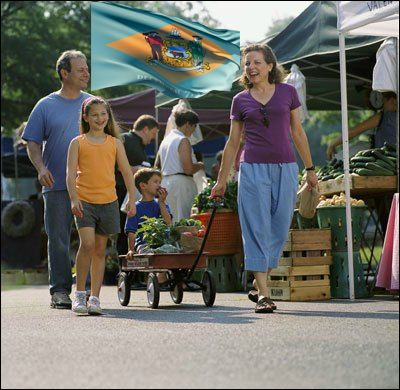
xmin=117 ymin=203 xmax=220 ymax=309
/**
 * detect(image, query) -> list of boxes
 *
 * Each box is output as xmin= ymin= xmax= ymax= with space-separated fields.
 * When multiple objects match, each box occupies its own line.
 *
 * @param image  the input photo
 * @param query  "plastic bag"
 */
xmin=284 ymin=64 xmax=309 ymax=123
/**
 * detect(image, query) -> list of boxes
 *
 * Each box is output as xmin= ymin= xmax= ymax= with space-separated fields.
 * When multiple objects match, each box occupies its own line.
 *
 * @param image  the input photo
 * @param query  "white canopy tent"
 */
xmin=337 ymin=1 xmax=399 ymax=299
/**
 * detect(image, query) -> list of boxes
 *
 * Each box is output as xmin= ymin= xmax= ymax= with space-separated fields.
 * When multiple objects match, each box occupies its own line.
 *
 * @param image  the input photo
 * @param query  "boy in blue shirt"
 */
xmin=125 ymin=168 xmax=172 ymax=257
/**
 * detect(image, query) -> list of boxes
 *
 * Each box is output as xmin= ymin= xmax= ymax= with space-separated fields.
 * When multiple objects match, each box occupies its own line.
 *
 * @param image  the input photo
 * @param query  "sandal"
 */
xmin=248 ymin=291 xmax=277 ymax=310
xmin=255 ymin=297 xmax=274 ymax=313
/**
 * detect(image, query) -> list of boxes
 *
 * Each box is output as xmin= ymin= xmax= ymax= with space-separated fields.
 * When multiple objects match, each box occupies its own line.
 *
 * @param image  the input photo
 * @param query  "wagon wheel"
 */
xmin=202 ymin=270 xmax=216 ymax=307
xmin=117 ymin=272 xmax=131 ymax=306
xmin=147 ymin=273 xmax=160 ymax=309
xmin=166 ymin=271 xmax=183 ymax=304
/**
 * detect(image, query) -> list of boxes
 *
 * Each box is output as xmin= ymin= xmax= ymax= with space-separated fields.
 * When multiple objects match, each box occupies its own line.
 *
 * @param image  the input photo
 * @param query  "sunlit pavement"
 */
xmin=1 ymin=285 xmax=399 ymax=389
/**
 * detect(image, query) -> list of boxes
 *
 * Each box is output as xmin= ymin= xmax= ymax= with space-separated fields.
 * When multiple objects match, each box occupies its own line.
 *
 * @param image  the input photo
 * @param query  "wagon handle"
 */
xmin=187 ymin=199 xmax=221 ymax=279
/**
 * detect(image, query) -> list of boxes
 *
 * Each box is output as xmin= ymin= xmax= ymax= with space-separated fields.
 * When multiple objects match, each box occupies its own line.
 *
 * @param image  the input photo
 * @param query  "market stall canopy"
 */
xmin=156 ymin=1 xmax=387 ymax=111
xmin=108 ymin=89 xmax=231 ymax=139
xmin=337 ymin=1 xmax=399 ymax=37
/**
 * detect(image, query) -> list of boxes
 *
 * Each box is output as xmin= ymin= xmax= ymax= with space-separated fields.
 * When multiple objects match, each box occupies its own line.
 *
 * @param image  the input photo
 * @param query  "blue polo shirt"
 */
xmin=125 ymin=199 xmax=172 ymax=250
xmin=22 ymin=91 xmax=91 ymax=193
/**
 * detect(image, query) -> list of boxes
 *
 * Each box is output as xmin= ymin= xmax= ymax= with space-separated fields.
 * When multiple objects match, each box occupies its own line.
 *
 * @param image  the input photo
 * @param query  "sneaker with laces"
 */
xmin=87 ymin=296 xmax=102 ymax=315
xmin=72 ymin=291 xmax=88 ymax=314
xmin=51 ymin=292 xmax=72 ymax=309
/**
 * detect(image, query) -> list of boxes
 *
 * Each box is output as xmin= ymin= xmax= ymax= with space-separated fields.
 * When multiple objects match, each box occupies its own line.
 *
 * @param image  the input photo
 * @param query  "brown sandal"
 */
xmin=255 ymin=297 xmax=274 ymax=313
xmin=248 ymin=291 xmax=277 ymax=310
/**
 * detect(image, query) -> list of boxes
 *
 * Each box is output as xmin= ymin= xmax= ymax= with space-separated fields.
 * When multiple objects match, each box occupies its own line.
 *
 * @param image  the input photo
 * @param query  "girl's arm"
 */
xmin=116 ymin=139 xmax=137 ymax=217
xmin=290 ymin=108 xmax=318 ymax=189
xmin=211 ymin=120 xmax=243 ymax=197
xmin=66 ymin=139 xmax=83 ymax=218
xmin=126 ymin=232 xmax=136 ymax=259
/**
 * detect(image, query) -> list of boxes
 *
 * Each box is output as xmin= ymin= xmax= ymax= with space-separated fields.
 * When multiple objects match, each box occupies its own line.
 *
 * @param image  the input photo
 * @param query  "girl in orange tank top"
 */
xmin=66 ymin=96 xmax=136 ymax=315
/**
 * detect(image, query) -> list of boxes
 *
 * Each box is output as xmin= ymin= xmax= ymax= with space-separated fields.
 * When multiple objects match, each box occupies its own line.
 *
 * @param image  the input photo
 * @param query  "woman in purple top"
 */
xmin=211 ymin=44 xmax=318 ymax=313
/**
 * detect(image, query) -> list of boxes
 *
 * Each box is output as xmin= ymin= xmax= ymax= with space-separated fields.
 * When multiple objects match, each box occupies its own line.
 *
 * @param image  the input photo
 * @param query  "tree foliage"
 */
xmin=1 ymin=1 xmax=218 ymax=134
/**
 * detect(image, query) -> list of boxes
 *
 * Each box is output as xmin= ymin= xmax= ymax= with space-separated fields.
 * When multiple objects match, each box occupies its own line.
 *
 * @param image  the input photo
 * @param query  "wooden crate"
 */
xmin=268 ymin=229 xmax=332 ymax=301
xmin=268 ymin=285 xmax=331 ymax=301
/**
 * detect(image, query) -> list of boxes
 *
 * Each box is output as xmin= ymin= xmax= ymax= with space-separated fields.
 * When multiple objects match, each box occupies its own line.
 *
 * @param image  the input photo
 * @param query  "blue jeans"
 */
xmin=43 ymin=190 xmax=74 ymax=295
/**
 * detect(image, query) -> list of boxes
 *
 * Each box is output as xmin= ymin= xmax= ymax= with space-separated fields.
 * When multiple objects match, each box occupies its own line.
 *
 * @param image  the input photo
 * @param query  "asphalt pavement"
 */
xmin=1 ymin=285 xmax=399 ymax=389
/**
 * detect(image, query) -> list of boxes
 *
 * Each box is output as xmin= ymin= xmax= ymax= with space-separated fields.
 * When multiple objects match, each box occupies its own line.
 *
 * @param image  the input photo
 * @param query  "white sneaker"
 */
xmin=72 ymin=291 xmax=87 ymax=314
xmin=87 ymin=296 xmax=102 ymax=315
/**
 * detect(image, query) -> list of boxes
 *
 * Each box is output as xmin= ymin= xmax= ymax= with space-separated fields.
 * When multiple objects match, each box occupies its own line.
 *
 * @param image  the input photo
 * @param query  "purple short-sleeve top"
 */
xmin=230 ymin=83 xmax=301 ymax=164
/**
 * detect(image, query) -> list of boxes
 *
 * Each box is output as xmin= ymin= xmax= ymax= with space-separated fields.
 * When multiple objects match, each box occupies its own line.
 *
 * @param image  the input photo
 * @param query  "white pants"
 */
xmin=162 ymin=175 xmax=198 ymax=223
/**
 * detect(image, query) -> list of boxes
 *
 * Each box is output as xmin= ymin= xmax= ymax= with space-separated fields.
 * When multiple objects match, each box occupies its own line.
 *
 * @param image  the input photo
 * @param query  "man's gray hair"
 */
xmin=56 ymin=50 xmax=87 ymax=81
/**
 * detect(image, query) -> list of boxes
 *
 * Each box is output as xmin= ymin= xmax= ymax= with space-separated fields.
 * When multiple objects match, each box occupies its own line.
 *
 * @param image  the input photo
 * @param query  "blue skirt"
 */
xmin=238 ymin=162 xmax=298 ymax=272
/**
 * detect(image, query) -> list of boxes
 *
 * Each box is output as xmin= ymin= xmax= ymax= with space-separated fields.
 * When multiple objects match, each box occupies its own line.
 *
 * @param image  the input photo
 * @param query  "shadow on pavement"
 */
xmin=102 ymin=304 xmax=261 ymax=324
xmin=275 ymin=309 xmax=399 ymax=320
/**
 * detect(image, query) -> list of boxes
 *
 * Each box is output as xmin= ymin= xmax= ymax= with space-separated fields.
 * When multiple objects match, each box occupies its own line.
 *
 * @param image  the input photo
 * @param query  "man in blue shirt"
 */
xmin=22 ymin=50 xmax=91 ymax=309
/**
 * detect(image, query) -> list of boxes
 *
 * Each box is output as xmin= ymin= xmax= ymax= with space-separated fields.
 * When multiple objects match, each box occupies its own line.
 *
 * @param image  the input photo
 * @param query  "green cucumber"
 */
xmin=350 ymin=156 xmax=376 ymax=163
xmin=365 ymin=162 xmax=395 ymax=175
xmin=372 ymin=150 xmax=395 ymax=166
xmin=355 ymin=168 xmax=381 ymax=176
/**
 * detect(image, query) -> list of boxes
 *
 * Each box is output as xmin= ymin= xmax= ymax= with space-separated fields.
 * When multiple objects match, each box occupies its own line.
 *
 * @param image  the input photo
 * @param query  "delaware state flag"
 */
xmin=91 ymin=2 xmax=240 ymax=98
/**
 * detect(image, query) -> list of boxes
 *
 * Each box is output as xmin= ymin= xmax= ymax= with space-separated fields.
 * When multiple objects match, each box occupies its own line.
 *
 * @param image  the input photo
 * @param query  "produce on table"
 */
xmin=316 ymin=142 xmax=397 ymax=181
xmin=317 ymin=193 xmax=365 ymax=208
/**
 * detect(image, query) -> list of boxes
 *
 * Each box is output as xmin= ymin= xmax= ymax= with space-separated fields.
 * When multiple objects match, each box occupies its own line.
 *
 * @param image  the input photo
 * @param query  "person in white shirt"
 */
xmin=156 ymin=110 xmax=204 ymax=222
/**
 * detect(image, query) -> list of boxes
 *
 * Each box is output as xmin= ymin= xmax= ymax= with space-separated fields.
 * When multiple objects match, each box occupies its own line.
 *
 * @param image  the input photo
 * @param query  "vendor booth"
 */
xmin=337 ymin=0 xmax=399 ymax=298
xmin=155 ymin=0 xmax=398 ymax=298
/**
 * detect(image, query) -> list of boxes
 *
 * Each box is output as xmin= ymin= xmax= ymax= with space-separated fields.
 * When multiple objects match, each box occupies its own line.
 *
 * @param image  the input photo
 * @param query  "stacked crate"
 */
xmin=316 ymin=206 xmax=368 ymax=298
xmin=267 ymin=229 xmax=332 ymax=301
xmin=192 ymin=211 xmax=243 ymax=292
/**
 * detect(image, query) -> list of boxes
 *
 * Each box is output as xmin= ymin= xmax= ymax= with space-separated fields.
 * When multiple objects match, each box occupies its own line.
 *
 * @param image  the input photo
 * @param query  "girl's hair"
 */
xmin=80 ymin=96 xmax=120 ymax=138
xmin=239 ymin=44 xmax=287 ymax=89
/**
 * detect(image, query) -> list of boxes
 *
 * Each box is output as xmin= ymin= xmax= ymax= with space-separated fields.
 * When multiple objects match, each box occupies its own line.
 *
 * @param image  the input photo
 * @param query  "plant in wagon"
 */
xmin=136 ymin=217 xmax=174 ymax=248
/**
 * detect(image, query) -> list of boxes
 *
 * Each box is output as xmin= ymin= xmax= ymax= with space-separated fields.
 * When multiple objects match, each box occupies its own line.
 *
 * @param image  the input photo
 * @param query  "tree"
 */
xmin=265 ymin=16 xmax=294 ymax=38
xmin=1 ymin=1 xmax=219 ymax=134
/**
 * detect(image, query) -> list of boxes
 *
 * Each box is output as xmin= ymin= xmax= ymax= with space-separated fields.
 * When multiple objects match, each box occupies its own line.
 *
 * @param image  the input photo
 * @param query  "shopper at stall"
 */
xmin=211 ymin=44 xmax=318 ymax=313
xmin=22 ymin=50 xmax=91 ymax=309
xmin=115 ymin=115 xmax=160 ymax=255
xmin=327 ymin=91 xmax=397 ymax=159
xmin=156 ymin=109 xmax=204 ymax=222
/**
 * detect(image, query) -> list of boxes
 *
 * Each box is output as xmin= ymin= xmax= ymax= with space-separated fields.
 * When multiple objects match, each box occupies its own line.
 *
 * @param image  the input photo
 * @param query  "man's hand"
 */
xmin=126 ymin=250 xmax=135 ymax=260
xmin=38 ymin=167 xmax=54 ymax=188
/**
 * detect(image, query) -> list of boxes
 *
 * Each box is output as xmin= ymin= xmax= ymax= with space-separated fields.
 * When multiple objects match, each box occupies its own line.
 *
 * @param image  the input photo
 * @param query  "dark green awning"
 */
xmin=156 ymin=1 xmax=386 ymax=111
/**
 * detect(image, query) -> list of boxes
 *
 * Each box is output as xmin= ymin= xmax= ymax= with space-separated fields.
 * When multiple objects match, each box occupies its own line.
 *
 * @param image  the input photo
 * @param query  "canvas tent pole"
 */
xmin=306 ymin=93 xmax=363 ymax=110
xmin=339 ymin=32 xmax=355 ymax=300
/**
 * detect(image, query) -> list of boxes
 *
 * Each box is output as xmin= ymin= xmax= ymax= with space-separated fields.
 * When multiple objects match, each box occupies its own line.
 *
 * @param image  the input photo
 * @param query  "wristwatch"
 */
xmin=305 ymin=165 xmax=315 ymax=171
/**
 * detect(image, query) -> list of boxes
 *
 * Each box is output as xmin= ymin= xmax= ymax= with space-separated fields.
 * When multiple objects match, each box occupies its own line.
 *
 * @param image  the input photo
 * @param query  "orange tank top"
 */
xmin=76 ymin=134 xmax=118 ymax=204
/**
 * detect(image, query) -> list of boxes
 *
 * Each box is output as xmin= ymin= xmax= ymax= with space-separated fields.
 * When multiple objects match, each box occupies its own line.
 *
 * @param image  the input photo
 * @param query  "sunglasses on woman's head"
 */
xmin=260 ymin=105 xmax=270 ymax=127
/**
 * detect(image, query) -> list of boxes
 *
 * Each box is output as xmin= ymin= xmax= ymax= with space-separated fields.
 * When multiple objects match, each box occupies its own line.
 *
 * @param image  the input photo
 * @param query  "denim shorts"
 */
xmin=74 ymin=199 xmax=120 ymax=236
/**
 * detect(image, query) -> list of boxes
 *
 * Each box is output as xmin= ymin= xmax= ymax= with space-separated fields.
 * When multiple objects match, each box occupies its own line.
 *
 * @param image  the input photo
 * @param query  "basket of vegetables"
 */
xmin=316 ymin=194 xmax=366 ymax=251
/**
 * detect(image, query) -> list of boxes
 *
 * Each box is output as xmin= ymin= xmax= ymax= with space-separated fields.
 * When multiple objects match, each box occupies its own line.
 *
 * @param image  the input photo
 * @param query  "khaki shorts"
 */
xmin=74 ymin=200 xmax=120 ymax=236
